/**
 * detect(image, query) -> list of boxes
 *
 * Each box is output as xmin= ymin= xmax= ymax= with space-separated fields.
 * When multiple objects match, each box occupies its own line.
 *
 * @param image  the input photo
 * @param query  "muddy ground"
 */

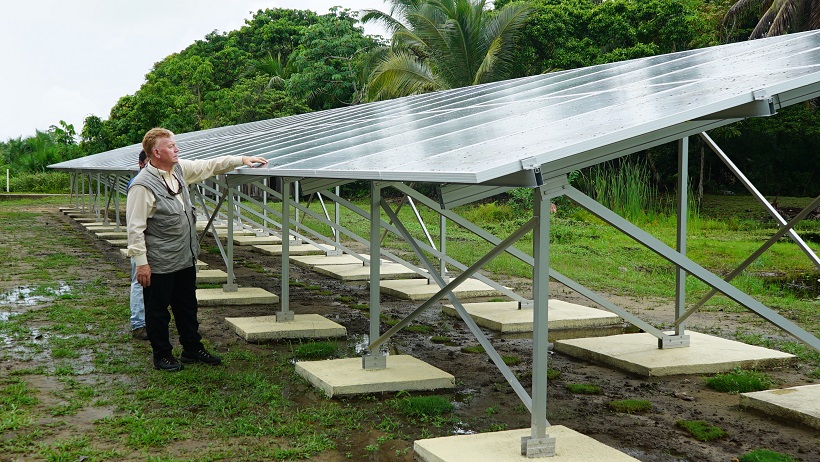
xmin=8 ymin=205 xmax=820 ymax=461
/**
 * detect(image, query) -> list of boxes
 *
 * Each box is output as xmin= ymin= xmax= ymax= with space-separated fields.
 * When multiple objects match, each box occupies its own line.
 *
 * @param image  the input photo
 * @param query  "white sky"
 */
xmin=0 ymin=0 xmax=389 ymax=141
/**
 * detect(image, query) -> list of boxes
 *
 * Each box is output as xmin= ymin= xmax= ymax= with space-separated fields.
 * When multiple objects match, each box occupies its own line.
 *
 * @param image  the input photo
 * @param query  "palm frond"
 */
xmin=367 ymin=51 xmax=440 ymax=101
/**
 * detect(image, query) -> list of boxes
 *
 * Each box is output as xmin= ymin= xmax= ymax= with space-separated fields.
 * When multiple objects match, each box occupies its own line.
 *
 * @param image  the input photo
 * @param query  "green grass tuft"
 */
xmin=739 ymin=449 xmax=798 ymax=462
xmin=705 ymin=369 xmax=773 ymax=393
xmin=460 ymin=345 xmax=485 ymax=354
xmin=396 ymin=395 xmax=453 ymax=418
xmin=565 ymin=383 xmax=601 ymax=395
xmin=676 ymin=419 xmax=728 ymax=442
xmin=293 ymin=342 xmax=337 ymax=360
xmin=609 ymin=399 xmax=652 ymax=414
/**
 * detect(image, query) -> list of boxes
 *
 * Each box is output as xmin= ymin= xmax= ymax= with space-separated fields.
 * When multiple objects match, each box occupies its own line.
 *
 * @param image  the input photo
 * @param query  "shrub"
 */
xmin=7 ymin=172 xmax=70 ymax=193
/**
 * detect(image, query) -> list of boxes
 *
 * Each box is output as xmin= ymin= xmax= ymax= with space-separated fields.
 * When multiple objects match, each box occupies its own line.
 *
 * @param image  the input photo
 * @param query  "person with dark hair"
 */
xmin=126 ymin=128 xmax=267 ymax=371
xmin=129 ymin=150 xmax=148 ymax=340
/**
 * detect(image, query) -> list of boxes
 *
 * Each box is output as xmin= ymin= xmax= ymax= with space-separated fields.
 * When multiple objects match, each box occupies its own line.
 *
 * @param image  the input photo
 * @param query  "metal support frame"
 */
xmin=371 ymin=197 xmax=537 ymax=414
xmin=363 ymin=182 xmax=386 ymax=370
xmin=523 ymin=184 xmax=556 ymax=458
xmin=700 ymin=132 xmax=820 ymax=269
xmin=664 ymin=137 xmax=691 ymax=348
xmin=223 ymin=176 xmax=239 ymax=292
xmin=564 ymin=185 xmax=820 ymax=352
xmin=277 ymin=179 xmax=294 ymax=322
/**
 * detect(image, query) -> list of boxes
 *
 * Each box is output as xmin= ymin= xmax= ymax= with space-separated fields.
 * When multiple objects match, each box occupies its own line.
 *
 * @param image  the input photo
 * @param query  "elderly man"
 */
xmin=126 ymin=127 xmax=268 ymax=372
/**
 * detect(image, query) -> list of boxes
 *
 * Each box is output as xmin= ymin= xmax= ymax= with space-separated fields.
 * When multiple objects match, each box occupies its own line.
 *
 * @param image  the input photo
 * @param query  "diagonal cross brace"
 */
xmin=565 ymin=185 xmax=820 ymax=352
xmin=372 ymin=198 xmax=537 ymax=411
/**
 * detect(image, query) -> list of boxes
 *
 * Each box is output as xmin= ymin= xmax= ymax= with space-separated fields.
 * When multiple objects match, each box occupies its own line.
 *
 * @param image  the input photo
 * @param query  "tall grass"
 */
xmin=575 ymin=159 xmax=662 ymax=220
xmin=4 ymin=171 xmax=70 ymax=193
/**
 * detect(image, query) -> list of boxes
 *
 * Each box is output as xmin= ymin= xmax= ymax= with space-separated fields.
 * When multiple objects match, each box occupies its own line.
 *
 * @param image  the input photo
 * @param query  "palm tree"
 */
xmin=361 ymin=0 xmax=532 ymax=101
xmin=724 ymin=0 xmax=820 ymax=38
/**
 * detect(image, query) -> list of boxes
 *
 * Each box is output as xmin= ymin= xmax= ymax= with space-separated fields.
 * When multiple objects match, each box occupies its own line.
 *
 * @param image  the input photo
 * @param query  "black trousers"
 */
xmin=143 ymin=266 xmax=203 ymax=360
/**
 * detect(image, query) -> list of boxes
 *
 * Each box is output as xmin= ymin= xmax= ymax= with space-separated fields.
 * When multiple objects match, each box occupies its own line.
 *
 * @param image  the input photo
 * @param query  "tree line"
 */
xmin=0 ymin=0 xmax=817 ymax=195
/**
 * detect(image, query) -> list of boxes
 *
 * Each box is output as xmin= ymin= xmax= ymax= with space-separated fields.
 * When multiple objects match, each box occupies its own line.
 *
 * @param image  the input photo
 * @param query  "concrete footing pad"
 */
xmin=380 ymin=278 xmax=501 ymax=301
xmin=414 ymin=426 xmax=639 ymax=462
xmin=233 ymin=235 xmax=281 ymax=245
xmin=94 ymin=231 xmax=127 ymax=239
xmin=254 ymin=243 xmax=331 ymax=256
xmin=105 ymin=239 xmax=128 ymax=247
xmin=196 ymin=287 xmax=279 ymax=306
xmin=196 ymin=269 xmax=228 ymax=283
xmin=740 ymin=384 xmax=820 ymax=429
xmin=554 ymin=331 xmax=796 ymax=376
xmin=85 ymin=226 xmax=122 ymax=232
xmin=313 ymin=262 xmax=423 ymax=281
xmin=294 ymin=355 xmax=455 ymax=397
xmin=442 ymin=300 xmax=622 ymax=333
xmin=225 ymin=314 xmax=346 ymax=342
xmin=290 ymin=253 xmax=368 ymax=268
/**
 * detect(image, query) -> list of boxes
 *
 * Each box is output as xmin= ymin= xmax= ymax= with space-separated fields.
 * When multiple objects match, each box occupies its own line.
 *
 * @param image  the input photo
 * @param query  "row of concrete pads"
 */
xmin=62 ymin=206 xmax=819 ymax=461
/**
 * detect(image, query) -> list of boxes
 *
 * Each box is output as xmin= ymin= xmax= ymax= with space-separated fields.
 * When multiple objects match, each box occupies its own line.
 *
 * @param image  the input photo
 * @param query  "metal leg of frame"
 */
xmin=363 ymin=182 xmax=386 ymax=370
xmin=277 ymin=179 xmax=294 ymax=321
xmin=223 ymin=180 xmax=238 ymax=292
xmin=522 ymin=186 xmax=556 ymax=457
xmin=664 ymin=137 xmax=691 ymax=348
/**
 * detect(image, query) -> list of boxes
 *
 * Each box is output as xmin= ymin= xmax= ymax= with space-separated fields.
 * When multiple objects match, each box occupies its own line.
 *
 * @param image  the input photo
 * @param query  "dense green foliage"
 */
xmin=1 ymin=1 xmax=818 ymax=196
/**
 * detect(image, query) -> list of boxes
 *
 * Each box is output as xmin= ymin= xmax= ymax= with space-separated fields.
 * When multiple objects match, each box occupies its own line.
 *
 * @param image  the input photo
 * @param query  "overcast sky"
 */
xmin=0 ymin=0 xmax=388 ymax=142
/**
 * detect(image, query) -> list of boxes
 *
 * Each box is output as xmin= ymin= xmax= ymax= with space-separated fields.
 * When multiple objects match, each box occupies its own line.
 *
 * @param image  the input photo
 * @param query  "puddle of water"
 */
xmin=0 ymin=282 xmax=73 ymax=307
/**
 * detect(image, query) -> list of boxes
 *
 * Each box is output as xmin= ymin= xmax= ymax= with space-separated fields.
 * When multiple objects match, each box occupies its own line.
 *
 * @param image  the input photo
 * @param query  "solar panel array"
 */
xmin=51 ymin=31 xmax=820 ymax=186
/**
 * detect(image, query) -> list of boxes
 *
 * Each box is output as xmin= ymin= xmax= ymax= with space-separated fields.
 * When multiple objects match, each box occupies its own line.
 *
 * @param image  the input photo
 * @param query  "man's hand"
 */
xmin=242 ymin=156 xmax=268 ymax=168
xmin=136 ymin=264 xmax=151 ymax=287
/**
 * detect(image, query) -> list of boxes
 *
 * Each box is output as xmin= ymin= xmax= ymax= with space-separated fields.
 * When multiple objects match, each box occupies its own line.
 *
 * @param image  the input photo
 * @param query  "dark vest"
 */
xmin=128 ymin=164 xmax=199 ymax=274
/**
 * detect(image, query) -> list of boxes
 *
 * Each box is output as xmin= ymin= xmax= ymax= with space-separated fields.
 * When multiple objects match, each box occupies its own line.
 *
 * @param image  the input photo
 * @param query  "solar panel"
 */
xmin=51 ymin=31 xmax=820 ymax=186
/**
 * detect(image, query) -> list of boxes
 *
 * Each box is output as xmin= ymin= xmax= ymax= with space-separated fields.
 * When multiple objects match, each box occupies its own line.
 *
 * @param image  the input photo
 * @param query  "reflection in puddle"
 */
xmin=0 ymin=283 xmax=72 ymax=307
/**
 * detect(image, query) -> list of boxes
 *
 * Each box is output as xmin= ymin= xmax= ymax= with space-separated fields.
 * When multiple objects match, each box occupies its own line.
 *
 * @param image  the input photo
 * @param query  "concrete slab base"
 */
xmin=554 ymin=331 xmax=796 ymax=377
xmin=233 ymin=235 xmax=282 ymax=245
xmin=740 ymin=384 xmax=820 ymax=430
xmin=94 ymin=231 xmax=128 ymax=239
xmin=116 ymin=249 xmax=207 ymax=269
xmin=225 ymin=314 xmax=346 ymax=342
xmin=294 ymin=355 xmax=455 ymax=397
xmin=85 ymin=225 xmax=122 ymax=232
xmin=441 ymin=300 xmax=622 ymax=333
xmin=196 ymin=287 xmax=278 ymax=306
xmin=105 ymin=239 xmax=128 ymax=247
xmin=196 ymin=269 xmax=228 ymax=283
xmin=254 ymin=243 xmax=331 ymax=256
xmin=313 ymin=262 xmax=424 ymax=281
xmin=414 ymin=426 xmax=639 ymax=462
xmin=380 ymin=278 xmax=501 ymax=301
xmin=290 ymin=253 xmax=368 ymax=268
xmin=80 ymin=221 xmax=108 ymax=227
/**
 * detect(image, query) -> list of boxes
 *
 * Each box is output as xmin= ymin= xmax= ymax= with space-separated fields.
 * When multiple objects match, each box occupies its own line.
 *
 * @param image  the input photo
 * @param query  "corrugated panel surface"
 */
xmin=51 ymin=31 xmax=820 ymax=185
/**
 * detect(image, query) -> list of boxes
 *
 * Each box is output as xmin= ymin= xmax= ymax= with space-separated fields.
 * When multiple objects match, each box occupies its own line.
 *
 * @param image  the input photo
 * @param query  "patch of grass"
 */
xmin=293 ymin=342 xmax=337 ymax=360
xmin=461 ymin=345 xmax=485 ymax=354
xmin=547 ymin=368 xmax=562 ymax=380
xmin=405 ymin=324 xmax=432 ymax=334
xmin=807 ymin=367 xmax=820 ymax=379
xmin=739 ymin=449 xmax=798 ymax=462
xmin=501 ymin=355 xmax=521 ymax=366
xmin=676 ymin=419 xmax=728 ymax=442
xmin=396 ymin=395 xmax=454 ymax=418
xmin=609 ymin=399 xmax=652 ymax=414
xmin=705 ymin=369 xmax=773 ymax=393
xmin=196 ymin=282 xmax=222 ymax=289
xmin=565 ymin=383 xmax=602 ymax=395
xmin=350 ymin=304 xmax=369 ymax=311
xmin=335 ymin=296 xmax=354 ymax=303
xmin=430 ymin=336 xmax=451 ymax=344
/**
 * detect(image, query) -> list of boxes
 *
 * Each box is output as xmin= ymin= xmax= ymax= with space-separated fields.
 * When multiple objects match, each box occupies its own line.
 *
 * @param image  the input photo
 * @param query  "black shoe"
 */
xmin=153 ymin=356 xmax=184 ymax=372
xmin=180 ymin=349 xmax=222 ymax=365
xmin=131 ymin=327 xmax=148 ymax=341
